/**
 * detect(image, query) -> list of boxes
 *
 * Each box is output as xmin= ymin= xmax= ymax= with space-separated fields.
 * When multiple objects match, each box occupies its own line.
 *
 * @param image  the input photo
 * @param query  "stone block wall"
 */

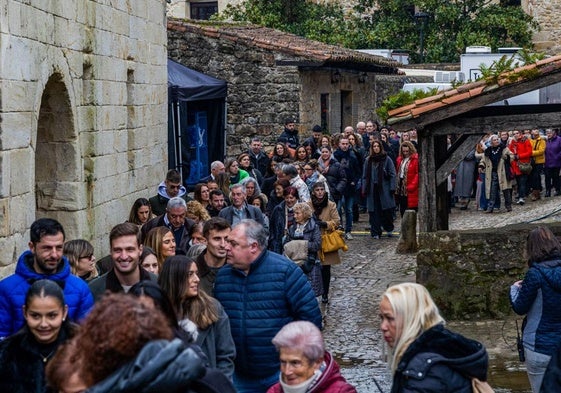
xmin=524 ymin=0 xmax=561 ymax=54
xmin=417 ymin=222 xmax=561 ymax=320
xmin=0 ymin=0 xmax=168 ymax=274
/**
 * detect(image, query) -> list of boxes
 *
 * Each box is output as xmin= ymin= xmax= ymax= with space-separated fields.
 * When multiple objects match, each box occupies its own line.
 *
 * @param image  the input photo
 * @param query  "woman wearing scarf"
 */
xmin=476 ymin=134 xmax=515 ymax=213
xmin=308 ymin=182 xmax=340 ymax=304
xmin=362 ymin=140 xmax=396 ymax=239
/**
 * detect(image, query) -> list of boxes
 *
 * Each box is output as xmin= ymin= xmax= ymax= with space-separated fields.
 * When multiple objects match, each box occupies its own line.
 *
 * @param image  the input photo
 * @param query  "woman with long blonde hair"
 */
xmin=379 ymin=283 xmax=489 ymax=392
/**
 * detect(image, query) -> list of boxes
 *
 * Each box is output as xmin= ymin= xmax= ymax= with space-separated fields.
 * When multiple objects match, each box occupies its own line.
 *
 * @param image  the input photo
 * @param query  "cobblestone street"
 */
xmin=321 ymin=196 xmax=561 ymax=393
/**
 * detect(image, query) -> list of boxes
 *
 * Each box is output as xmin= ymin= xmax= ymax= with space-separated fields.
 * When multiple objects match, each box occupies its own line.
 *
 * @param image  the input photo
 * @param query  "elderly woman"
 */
xmin=380 ymin=283 xmax=490 ymax=392
xmin=267 ymin=321 xmax=356 ymax=393
xmin=241 ymin=176 xmax=263 ymax=205
xmin=511 ymin=226 xmax=561 ymax=392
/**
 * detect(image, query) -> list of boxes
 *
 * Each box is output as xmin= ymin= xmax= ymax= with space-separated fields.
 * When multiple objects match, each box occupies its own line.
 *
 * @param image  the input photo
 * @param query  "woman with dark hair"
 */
xmin=308 ymin=181 xmax=340 ymax=304
xmin=0 ymin=279 xmax=76 ymax=393
xmin=294 ymin=145 xmax=310 ymax=165
xmin=144 ymin=227 xmax=176 ymax=272
xmin=130 ymin=280 xmax=197 ymax=344
xmin=63 ymin=239 xmax=99 ymax=281
xmin=266 ymin=178 xmax=290 ymax=217
xmin=139 ymin=246 xmax=159 ymax=275
xmin=271 ymin=142 xmax=291 ymax=163
xmin=304 ymin=160 xmax=330 ymax=199
xmin=269 ymin=186 xmax=300 ymax=254
xmin=216 ymin=172 xmax=232 ymax=205
xmin=193 ymin=183 xmax=211 ymax=209
xmin=158 ymin=255 xmax=235 ymax=380
xmin=127 ymin=197 xmax=153 ymax=226
xmin=225 ymin=157 xmax=249 ymax=186
xmin=511 ymin=226 xmax=561 ymax=393
xmin=238 ymin=152 xmax=263 ymax=186
xmin=67 ymin=292 xmax=236 ymax=392
xmin=362 ymin=140 xmax=396 ymax=239
xmin=318 ymin=145 xmax=346 ymax=207
xmin=251 ymin=193 xmax=270 ymax=230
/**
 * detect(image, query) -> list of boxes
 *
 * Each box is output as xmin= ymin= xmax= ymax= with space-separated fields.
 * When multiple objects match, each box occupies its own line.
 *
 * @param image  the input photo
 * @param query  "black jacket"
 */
xmin=86 ymin=339 xmax=236 ymax=393
xmin=0 ymin=323 xmax=75 ymax=393
xmin=391 ymin=324 xmax=488 ymax=393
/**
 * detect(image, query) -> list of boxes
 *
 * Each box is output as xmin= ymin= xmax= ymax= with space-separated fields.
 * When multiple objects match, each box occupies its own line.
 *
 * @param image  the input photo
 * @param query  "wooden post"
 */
xmin=418 ymin=132 xmax=437 ymax=232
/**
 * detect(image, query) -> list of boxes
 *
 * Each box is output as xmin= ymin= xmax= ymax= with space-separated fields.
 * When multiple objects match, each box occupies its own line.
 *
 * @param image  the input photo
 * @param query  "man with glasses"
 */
xmin=214 ymin=219 xmax=321 ymax=393
xmin=149 ymin=169 xmax=192 ymax=216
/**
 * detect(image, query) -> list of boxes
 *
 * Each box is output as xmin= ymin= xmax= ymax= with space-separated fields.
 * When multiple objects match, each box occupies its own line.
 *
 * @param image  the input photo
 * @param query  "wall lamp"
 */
xmin=331 ymin=70 xmax=341 ymax=84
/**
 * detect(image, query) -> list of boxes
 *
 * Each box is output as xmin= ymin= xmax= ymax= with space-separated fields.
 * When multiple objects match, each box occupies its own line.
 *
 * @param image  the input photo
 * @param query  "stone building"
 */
xmin=0 ymin=1 xmax=168 ymax=272
xmin=167 ymin=20 xmax=408 ymax=157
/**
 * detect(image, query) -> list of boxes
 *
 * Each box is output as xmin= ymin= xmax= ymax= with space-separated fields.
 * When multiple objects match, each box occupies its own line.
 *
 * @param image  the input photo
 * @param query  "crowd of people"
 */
xmin=3 ymin=118 xmax=561 ymax=393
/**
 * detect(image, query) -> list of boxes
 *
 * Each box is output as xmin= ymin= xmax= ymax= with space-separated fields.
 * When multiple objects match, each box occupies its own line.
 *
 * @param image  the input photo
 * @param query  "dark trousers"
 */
xmin=488 ymin=172 xmax=512 ymax=210
xmin=545 ymin=167 xmax=561 ymax=194
xmin=515 ymin=174 xmax=529 ymax=198
xmin=321 ymin=265 xmax=331 ymax=297
xmin=529 ymin=163 xmax=544 ymax=191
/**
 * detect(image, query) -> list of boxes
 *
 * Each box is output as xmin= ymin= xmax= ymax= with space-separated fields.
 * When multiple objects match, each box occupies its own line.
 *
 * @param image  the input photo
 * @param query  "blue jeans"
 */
xmin=233 ymin=371 xmax=279 ymax=393
xmin=524 ymin=347 xmax=551 ymax=393
xmin=337 ymin=193 xmax=355 ymax=233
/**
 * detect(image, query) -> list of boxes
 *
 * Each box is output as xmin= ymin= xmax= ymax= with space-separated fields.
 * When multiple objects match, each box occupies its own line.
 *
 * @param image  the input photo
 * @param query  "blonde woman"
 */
xmin=63 ymin=239 xmax=99 ymax=282
xmin=379 ymin=283 xmax=489 ymax=392
xmin=186 ymin=200 xmax=211 ymax=223
xmin=144 ymin=227 xmax=176 ymax=271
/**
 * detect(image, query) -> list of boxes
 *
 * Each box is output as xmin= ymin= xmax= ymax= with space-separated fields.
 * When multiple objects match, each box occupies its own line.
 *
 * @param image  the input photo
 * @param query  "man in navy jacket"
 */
xmin=214 ymin=219 xmax=321 ymax=393
xmin=0 ymin=218 xmax=93 ymax=339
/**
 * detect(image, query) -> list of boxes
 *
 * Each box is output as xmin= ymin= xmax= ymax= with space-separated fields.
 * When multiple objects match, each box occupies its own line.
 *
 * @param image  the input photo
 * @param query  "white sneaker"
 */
xmin=344 ymin=232 xmax=353 ymax=240
xmin=517 ymin=198 xmax=525 ymax=205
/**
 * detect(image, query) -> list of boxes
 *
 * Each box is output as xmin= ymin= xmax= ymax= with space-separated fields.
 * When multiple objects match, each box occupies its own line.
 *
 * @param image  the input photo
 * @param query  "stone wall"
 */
xmin=524 ymin=0 xmax=561 ymax=54
xmin=417 ymin=222 xmax=561 ymax=320
xmin=0 ymin=0 xmax=168 ymax=274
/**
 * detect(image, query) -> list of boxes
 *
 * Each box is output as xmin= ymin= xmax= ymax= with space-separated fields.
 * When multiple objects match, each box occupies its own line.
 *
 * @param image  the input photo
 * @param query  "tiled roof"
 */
xmin=167 ymin=19 xmax=401 ymax=74
xmin=387 ymin=55 xmax=561 ymax=125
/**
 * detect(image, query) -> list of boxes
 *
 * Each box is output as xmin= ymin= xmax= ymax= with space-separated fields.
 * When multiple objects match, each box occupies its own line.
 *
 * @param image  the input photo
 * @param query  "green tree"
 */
xmin=214 ymin=0 xmax=538 ymax=63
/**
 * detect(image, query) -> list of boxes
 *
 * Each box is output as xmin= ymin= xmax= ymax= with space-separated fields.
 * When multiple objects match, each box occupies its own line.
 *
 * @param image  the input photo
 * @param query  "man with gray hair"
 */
xmin=141 ymin=196 xmax=196 ymax=254
xmin=199 ymin=160 xmax=226 ymax=184
xmin=214 ymin=219 xmax=321 ymax=392
xmin=282 ymin=163 xmax=310 ymax=202
xmin=218 ymin=183 xmax=265 ymax=227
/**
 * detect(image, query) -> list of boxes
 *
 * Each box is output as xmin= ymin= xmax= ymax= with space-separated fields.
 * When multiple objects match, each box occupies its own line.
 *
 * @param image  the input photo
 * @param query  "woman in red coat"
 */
xmin=396 ymin=141 xmax=419 ymax=217
xmin=267 ymin=321 xmax=356 ymax=393
xmin=509 ymin=129 xmax=533 ymax=205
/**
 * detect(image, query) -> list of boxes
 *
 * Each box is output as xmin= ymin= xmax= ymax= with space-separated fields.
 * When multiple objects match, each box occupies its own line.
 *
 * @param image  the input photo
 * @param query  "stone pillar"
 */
xmin=396 ymin=210 xmax=417 ymax=254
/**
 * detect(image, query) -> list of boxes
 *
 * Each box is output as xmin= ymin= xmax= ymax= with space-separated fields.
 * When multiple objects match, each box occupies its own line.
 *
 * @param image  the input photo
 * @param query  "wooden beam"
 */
xmin=418 ymin=135 xmax=438 ymax=232
xmin=393 ymin=71 xmax=561 ymax=131
xmin=435 ymin=135 xmax=449 ymax=231
xmin=436 ymin=135 xmax=482 ymax=185
xmin=430 ymin=111 xmax=561 ymax=135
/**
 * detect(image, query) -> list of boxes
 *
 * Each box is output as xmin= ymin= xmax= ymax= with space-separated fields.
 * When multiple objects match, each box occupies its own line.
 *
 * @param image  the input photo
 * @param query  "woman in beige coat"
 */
xmin=308 ymin=181 xmax=341 ymax=304
xmin=476 ymin=134 xmax=515 ymax=213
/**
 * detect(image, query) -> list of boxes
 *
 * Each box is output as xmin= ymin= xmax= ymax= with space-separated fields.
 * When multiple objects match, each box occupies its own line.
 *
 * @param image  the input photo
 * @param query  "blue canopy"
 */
xmin=168 ymin=58 xmax=227 ymax=101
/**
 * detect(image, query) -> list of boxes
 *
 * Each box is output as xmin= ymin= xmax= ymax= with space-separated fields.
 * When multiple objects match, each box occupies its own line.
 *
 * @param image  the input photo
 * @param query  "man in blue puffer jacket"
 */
xmin=0 ymin=218 xmax=94 ymax=339
xmin=214 ymin=219 xmax=321 ymax=393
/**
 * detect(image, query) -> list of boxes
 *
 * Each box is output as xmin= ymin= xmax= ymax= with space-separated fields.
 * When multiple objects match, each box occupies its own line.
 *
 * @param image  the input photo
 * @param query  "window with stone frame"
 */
xmin=190 ymin=1 xmax=218 ymax=20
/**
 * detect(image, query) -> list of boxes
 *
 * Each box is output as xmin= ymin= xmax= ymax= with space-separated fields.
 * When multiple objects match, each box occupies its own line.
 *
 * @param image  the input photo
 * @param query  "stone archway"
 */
xmin=35 ymin=73 xmax=80 ymax=235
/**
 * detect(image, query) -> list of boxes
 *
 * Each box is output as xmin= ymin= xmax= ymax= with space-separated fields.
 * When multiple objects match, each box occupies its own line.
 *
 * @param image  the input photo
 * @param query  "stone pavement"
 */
xmin=321 ymin=196 xmax=561 ymax=393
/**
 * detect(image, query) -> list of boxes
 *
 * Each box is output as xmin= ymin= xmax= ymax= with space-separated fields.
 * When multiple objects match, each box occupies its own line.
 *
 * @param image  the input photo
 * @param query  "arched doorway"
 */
xmin=35 ymin=73 xmax=80 ymax=236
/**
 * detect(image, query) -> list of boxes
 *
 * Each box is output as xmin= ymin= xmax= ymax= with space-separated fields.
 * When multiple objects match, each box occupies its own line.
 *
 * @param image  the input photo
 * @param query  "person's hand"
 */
xmin=513 ymin=280 xmax=523 ymax=287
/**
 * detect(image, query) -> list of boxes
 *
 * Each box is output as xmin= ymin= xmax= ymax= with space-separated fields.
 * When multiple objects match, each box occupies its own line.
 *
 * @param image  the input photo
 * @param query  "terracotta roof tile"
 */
xmin=167 ymin=19 xmax=400 ymax=73
xmin=386 ymin=55 xmax=561 ymax=124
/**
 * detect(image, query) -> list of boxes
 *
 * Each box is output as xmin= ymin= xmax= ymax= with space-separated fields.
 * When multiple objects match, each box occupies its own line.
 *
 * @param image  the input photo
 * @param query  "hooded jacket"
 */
xmin=86 ymin=339 xmax=236 ymax=393
xmin=0 ymin=251 xmax=93 ymax=339
xmin=149 ymin=181 xmax=190 ymax=216
xmin=391 ymin=324 xmax=489 ymax=393
xmin=267 ymin=352 xmax=356 ymax=393
xmin=510 ymin=257 xmax=561 ymax=355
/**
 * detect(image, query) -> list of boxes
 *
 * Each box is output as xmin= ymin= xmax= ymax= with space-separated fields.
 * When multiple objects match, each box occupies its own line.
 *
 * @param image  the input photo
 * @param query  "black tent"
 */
xmin=168 ymin=58 xmax=227 ymax=188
